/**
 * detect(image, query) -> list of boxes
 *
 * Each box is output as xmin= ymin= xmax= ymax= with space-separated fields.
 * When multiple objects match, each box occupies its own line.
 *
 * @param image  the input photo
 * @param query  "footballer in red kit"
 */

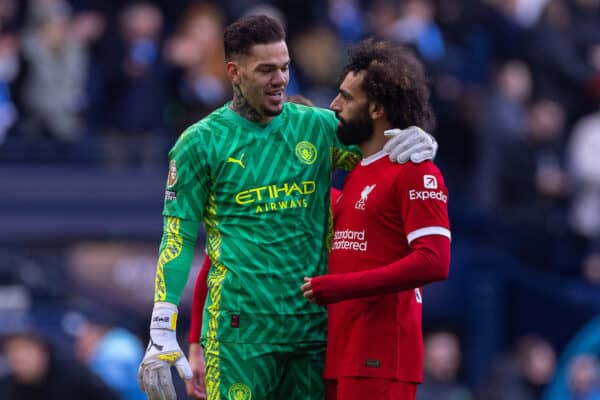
xmin=323 ymin=154 xmax=449 ymax=385
xmin=301 ymin=39 xmax=451 ymax=400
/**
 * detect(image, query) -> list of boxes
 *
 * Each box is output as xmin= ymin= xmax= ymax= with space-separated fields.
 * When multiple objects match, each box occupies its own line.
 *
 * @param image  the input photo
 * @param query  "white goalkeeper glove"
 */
xmin=138 ymin=302 xmax=193 ymax=400
xmin=383 ymin=126 xmax=438 ymax=164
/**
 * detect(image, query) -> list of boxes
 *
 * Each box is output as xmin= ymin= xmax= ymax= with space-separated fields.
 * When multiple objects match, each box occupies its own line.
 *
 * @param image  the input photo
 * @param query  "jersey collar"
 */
xmin=360 ymin=150 xmax=388 ymax=166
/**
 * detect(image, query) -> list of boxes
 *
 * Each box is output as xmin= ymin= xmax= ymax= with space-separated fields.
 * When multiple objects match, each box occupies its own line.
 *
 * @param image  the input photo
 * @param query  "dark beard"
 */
xmin=336 ymin=109 xmax=374 ymax=146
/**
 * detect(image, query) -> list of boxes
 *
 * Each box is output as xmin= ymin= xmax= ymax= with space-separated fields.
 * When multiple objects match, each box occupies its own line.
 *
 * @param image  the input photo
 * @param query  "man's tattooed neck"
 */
xmin=230 ymin=84 xmax=263 ymax=123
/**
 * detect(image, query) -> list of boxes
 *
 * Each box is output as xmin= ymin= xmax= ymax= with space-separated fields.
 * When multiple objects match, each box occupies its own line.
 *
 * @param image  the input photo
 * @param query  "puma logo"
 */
xmin=227 ymin=154 xmax=245 ymax=169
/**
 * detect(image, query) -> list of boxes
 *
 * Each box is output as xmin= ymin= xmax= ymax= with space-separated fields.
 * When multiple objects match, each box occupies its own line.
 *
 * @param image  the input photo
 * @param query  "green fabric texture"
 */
xmin=154 ymin=216 xmax=199 ymax=305
xmin=157 ymin=102 xmax=360 ymax=343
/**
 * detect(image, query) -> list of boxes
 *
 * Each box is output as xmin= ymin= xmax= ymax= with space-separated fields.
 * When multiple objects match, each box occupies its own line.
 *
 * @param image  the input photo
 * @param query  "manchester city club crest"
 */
xmin=228 ymin=383 xmax=252 ymax=400
xmin=295 ymin=141 xmax=317 ymax=165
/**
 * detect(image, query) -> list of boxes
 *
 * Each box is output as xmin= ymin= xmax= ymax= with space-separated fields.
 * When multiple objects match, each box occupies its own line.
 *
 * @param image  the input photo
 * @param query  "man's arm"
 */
xmin=185 ymin=255 xmax=211 ymax=400
xmin=140 ymin=127 xmax=209 ymax=400
xmin=139 ymin=217 xmax=200 ymax=400
xmin=305 ymin=161 xmax=450 ymax=304
xmin=155 ymin=217 xmax=200 ymax=304
xmin=155 ymin=127 xmax=209 ymax=305
xmin=189 ymin=255 xmax=211 ymax=344
xmin=303 ymin=235 xmax=450 ymax=305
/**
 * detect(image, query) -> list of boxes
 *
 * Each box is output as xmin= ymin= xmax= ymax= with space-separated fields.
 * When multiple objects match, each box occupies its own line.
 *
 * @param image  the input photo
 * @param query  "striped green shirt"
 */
xmin=162 ymin=102 xmax=360 ymax=343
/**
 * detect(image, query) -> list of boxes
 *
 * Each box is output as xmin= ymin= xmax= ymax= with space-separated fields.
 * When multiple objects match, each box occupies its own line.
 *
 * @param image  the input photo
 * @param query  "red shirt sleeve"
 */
xmin=188 ymin=255 xmax=211 ymax=343
xmin=330 ymin=188 xmax=341 ymax=206
xmin=399 ymin=162 xmax=450 ymax=242
xmin=311 ymin=235 xmax=450 ymax=305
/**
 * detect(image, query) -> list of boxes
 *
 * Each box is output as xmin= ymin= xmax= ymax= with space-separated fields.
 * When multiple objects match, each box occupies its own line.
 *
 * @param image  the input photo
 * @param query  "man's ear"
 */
xmin=369 ymin=102 xmax=385 ymax=120
xmin=226 ymin=61 xmax=240 ymax=85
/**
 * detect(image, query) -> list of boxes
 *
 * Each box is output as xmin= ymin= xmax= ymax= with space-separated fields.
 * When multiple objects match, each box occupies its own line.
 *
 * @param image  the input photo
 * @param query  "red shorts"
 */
xmin=325 ymin=378 xmax=417 ymax=400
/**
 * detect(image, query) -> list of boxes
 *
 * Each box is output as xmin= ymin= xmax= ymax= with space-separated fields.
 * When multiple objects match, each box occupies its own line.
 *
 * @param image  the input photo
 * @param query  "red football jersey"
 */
xmin=325 ymin=151 xmax=450 ymax=382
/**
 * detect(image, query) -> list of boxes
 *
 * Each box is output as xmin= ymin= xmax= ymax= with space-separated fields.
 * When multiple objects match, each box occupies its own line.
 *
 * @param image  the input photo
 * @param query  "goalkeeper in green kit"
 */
xmin=137 ymin=14 xmax=438 ymax=400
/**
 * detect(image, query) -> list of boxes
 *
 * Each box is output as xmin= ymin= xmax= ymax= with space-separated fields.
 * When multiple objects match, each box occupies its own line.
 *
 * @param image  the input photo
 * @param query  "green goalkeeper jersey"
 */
xmin=159 ymin=102 xmax=360 ymax=344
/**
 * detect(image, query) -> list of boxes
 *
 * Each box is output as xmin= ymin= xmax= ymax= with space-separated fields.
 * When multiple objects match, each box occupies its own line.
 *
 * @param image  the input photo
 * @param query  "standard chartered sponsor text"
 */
xmin=332 ymin=229 xmax=368 ymax=251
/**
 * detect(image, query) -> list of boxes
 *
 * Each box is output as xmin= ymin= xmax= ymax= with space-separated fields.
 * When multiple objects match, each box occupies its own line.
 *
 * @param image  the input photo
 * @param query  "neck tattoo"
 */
xmin=231 ymin=84 xmax=263 ymax=123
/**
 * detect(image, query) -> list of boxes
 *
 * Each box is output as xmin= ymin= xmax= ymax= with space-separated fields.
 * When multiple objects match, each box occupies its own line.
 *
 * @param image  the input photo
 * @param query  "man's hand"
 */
xmin=185 ymin=343 xmax=207 ymax=400
xmin=383 ymin=126 xmax=438 ymax=163
xmin=301 ymin=277 xmax=316 ymax=304
xmin=138 ymin=302 xmax=193 ymax=400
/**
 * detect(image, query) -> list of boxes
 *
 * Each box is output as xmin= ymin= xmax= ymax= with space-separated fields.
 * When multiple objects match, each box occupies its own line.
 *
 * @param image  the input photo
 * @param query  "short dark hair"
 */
xmin=343 ymin=39 xmax=435 ymax=131
xmin=224 ymin=15 xmax=286 ymax=61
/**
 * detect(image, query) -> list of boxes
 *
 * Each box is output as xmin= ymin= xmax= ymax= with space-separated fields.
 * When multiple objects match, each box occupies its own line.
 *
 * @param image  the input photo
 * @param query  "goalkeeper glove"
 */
xmin=138 ymin=302 xmax=192 ymax=400
xmin=383 ymin=126 xmax=438 ymax=163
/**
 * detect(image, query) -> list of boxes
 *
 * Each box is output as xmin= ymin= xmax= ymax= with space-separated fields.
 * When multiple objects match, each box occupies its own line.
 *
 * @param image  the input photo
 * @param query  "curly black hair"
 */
xmin=343 ymin=39 xmax=435 ymax=131
xmin=224 ymin=15 xmax=286 ymax=61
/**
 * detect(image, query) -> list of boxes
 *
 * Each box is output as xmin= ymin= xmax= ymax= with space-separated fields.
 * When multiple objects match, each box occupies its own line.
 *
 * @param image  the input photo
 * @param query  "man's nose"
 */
xmin=271 ymin=70 xmax=286 ymax=86
xmin=330 ymin=95 xmax=341 ymax=111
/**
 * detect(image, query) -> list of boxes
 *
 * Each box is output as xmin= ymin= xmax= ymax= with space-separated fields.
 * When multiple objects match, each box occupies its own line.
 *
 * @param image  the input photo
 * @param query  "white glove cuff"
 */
xmin=151 ymin=302 xmax=178 ymax=331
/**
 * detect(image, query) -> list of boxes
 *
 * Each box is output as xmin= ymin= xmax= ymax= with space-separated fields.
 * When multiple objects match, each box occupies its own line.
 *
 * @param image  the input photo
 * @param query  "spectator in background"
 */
xmin=0 ymin=332 xmax=119 ymax=400
xmin=478 ymin=335 xmax=556 ymax=400
xmin=386 ymin=0 xmax=446 ymax=65
xmin=363 ymin=0 xmax=396 ymax=39
xmin=290 ymin=25 xmax=342 ymax=107
xmin=0 ymin=33 xmax=18 ymax=145
xmin=220 ymin=0 xmax=329 ymax=39
xmin=0 ymin=0 xmax=20 ymax=32
xmin=75 ymin=315 xmax=145 ymax=400
xmin=512 ymin=0 xmax=551 ymax=28
xmin=418 ymin=330 xmax=472 ymax=400
xmin=19 ymin=0 xmax=88 ymax=143
xmin=100 ymin=2 xmax=166 ymax=167
xmin=567 ymin=355 xmax=600 ymax=400
xmin=473 ymin=59 xmax=532 ymax=212
xmin=527 ymin=0 xmax=598 ymax=117
xmin=571 ymin=0 xmax=600 ymax=60
xmin=328 ymin=0 xmax=365 ymax=44
xmin=567 ymin=106 xmax=600 ymax=283
xmin=164 ymin=3 xmax=229 ymax=131
xmin=0 ymin=0 xmax=20 ymax=145
xmin=497 ymin=98 xmax=570 ymax=270
xmin=545 ymin=316 xmax=600 ymax=400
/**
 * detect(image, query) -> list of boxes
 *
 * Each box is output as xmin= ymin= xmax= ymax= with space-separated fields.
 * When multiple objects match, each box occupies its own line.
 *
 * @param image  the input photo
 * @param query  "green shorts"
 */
xmin=204 ymin=339 xmax=325 ymax=400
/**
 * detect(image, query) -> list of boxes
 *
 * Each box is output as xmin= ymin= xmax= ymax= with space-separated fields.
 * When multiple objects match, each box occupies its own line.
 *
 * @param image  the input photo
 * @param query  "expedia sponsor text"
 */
xmin=408 ymin=189 xmax=448 ymax=203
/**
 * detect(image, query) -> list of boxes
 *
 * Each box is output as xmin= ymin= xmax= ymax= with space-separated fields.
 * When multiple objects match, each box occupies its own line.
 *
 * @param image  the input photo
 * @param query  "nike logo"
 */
xmin=227 ymin=154 xmax=245 ymax=168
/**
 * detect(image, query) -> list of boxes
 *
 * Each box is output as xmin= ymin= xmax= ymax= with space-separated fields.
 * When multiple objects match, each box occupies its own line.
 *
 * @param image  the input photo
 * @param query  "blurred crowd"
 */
xmin=2 ymin=0 xmax=600 ymax=399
